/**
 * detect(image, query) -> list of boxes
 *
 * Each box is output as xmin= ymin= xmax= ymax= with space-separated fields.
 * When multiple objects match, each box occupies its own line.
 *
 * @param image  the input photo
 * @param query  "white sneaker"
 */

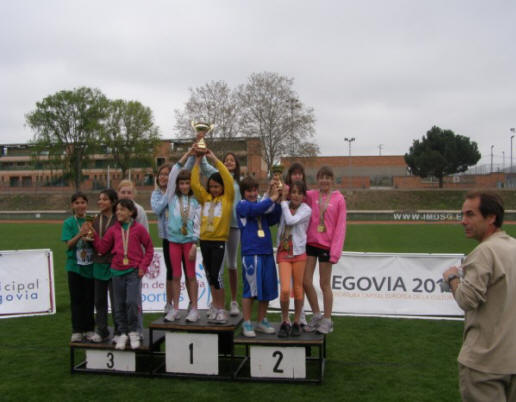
xmin=129 ymin=332 xmax=141 ymax=349
xmin=209 ymin=309 xmax=227 ymax=324
xmin=304 ymin=313 xmax=323 ymax=333
xmin=115 ymin=334 xmax=128 ymax=350
xmin=255 ymin=318 xmax=275 ymax=334
xmin=164 ymin=303 xmax=172 ymax=315
xmin=164 ymin=308 xmax=181 ymax=322
xmin=316 ymin=317 xmax=334 ymax=334
xmin=299 ymin=309 xmax=308 ymax=327
xmin=207 ymin=303 xmax=217 ymax=320
xmin=229 ymin=301 xmax=240 ymax=316
xmin=70 ymin=333 xmax=83 ymax=342
xmin=185 ymin=308 xmax=200 ymax=323
xmin=112 ymin=334 xmax=120 ymax=344
xmin=87 ymin=332 xmax=103 ymax=343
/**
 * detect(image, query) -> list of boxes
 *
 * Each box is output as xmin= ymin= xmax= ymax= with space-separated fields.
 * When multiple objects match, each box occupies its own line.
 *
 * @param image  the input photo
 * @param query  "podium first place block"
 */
xmin=149 ymin=310 xmax=243 ymax=379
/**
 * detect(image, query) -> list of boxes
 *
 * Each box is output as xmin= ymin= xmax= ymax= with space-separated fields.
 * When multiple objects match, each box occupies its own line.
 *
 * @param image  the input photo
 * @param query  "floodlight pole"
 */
xmin=344 ymin=137 xmax=355 ymax=189
xmin=511 ymin=128 xmax=515 ymax=174
xmin=490 ymin=145 xmax=494 ymax=173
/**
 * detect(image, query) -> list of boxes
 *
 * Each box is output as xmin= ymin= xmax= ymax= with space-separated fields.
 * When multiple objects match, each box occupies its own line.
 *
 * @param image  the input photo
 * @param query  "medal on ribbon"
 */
xmin=121 ymin=221 xmax=131 ymax=266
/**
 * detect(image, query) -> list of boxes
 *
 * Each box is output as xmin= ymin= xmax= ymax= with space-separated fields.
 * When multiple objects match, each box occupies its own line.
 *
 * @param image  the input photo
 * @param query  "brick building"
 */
xmin=0 ymin=137 xmax=268 ymax=191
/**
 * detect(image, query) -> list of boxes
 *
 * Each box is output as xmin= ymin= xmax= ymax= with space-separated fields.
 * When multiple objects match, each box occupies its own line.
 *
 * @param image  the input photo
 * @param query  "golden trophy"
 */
xmin=271 ymin=165 xmax=284 ymax=191
xmin=191 ymin=121 xmax=214 ymax=154
xmin=84 ymin=215 xmax=95 ymax=241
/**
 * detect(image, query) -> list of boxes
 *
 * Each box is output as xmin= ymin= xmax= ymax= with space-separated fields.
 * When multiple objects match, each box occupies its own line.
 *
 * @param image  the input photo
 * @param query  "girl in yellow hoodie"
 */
xmin=191 ymin=149 xmax=234 ymax=324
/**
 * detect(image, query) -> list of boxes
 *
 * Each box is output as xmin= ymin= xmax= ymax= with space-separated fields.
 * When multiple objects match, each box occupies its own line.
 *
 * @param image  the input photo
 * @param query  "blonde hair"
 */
xmin=118 ymin=179 xmax=136 ymax=195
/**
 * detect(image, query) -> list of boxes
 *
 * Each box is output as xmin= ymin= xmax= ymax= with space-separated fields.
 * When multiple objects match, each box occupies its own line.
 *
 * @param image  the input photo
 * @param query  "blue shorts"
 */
xmin=241 ymin=254 xmax=278 ymax=301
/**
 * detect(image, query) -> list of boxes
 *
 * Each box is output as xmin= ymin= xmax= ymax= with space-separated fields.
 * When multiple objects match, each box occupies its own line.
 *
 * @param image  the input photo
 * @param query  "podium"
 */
xmin=70 ymin=312 xmax=326 ymax=383
xmin=70 ymin=328 xmax=165 ymax=376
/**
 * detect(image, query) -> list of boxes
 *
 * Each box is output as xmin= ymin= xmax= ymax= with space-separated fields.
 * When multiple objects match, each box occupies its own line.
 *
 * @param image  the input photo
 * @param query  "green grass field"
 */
xmin=1 ymin=223 xmax=515 ymax=402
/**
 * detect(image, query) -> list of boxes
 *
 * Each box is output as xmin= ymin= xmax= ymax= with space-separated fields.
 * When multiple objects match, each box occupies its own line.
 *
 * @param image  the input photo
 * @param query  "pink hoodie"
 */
xmin=93 ymin=221 xmax=154 ymax=273
xmin=305 ymin=190 xmax=347 ymax=263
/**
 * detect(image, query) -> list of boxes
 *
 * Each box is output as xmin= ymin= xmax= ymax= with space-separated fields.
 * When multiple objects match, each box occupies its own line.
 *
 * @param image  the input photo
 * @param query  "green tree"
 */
xmin=26 ymin=87 xmax=108 ymax=191
xmin=102 ymin=99 xmax=160 ymax=179
xmin=404 ymin=126 xmax=481 ymax=188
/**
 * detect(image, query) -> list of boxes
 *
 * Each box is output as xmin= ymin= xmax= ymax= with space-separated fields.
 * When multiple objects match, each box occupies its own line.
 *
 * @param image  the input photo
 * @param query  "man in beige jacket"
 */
xmin=443 ymin=191 xmax=516 ymax=401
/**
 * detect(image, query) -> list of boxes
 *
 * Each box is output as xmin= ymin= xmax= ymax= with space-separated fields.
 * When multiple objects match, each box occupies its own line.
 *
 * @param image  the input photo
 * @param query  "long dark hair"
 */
xmin=155 ymin=163 xmax=170 ymax=188
xmin=223 ymin=152 xmax=240 ymax=185
xmin=99 ymin=188 xmax=118 ymax=214
xmin=285 ymin=162 xmax=306 ymax=186
xmin=208 ymin=172 xmax=224 ymax=195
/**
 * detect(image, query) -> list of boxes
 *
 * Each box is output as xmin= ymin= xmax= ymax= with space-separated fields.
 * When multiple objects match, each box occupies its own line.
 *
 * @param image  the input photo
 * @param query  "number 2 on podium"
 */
xmin=272 ymin=351 xmax=283 ymax=373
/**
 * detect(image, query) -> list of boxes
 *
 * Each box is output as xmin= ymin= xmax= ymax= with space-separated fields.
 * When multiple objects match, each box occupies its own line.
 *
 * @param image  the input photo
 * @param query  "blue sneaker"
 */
xmin=256 ymin=318 xmax=275 ymax=334
xmin=242 ymin=321 xmax=256 ymax=337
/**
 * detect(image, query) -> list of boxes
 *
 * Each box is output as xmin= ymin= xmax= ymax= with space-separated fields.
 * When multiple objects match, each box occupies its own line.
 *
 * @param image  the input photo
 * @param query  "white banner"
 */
xmin=271 ymin=251 xmax=465 ymax=319
xmin=141 ymin=248 xmax=211 ymax=312
xmin=0 ymin=249 xmax=56 ymax=319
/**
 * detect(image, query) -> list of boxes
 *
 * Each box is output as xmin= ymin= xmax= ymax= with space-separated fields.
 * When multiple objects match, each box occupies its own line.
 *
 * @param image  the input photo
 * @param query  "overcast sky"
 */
xmin=1 ymin=0 xmax=515 ymax=167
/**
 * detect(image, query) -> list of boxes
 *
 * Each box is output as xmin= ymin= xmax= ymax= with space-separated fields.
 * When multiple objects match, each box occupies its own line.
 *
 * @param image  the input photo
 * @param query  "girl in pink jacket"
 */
xmin=93 ymin=199 xmax=154 ymax=350
xmin=303 ymin=166 xmax=346 ymax=335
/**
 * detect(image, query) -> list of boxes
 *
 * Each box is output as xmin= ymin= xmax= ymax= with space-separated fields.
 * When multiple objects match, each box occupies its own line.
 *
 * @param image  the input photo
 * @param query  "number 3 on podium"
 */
xmin=165 ymin=333 xmax=219 ymax=375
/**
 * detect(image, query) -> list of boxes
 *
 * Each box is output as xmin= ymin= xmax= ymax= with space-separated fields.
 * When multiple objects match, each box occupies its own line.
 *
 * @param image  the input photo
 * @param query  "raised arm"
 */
xmin=206 ymin=149 xmax=234 ymax=202
xmin=281 ymin=202 xmax=311 ymax=226
xmin=236 ymin=197 xmax=274 ymax=218
xmin=191 ymin=156 xmax=209 ymax=204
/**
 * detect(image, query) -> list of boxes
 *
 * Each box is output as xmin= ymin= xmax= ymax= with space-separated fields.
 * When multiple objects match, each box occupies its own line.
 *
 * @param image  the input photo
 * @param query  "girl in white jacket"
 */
xmin=276 ymin=181 xmax=311 ymax=337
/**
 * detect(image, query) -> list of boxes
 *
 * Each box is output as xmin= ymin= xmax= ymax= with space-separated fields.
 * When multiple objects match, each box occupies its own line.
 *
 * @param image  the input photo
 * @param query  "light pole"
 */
xmin=511 ymin=128 xmax=515 ymax=174
xmin=490 ymin=145 xmax=494 ymax=173
xmin=378 ymin=144 xmax=383 ymax=156
xmin=344 ymin=137 xmax=355 ymax=189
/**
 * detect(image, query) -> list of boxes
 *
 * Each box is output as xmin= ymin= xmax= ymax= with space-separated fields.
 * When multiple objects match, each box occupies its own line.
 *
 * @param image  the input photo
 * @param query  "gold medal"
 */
xmin=207 ymin=224 xmax=214 ymax=232
xmin=81 ymin=249 xmax=87 ymax=260
xmin=181 ymin=225 xmax=187 ymax=235
xmin=317 ymin=224 xmax=326 ymax=233
xmin=257 ymin=229 xmax=265 ymax=238
xmin=123 ymin=256 xmax=129 ymax=265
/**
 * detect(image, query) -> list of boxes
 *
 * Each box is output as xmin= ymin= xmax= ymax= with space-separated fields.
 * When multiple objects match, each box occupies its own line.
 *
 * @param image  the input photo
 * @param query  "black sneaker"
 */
xmin=290 ymin=322 xmax=301 ymax=337
xmin=278 ymin=321 xmax=291 ymax=338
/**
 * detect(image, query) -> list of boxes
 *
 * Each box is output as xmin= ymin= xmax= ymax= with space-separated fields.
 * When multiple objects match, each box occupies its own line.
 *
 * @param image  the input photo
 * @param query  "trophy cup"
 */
xmin=84 ymin=215 xmax=95 ymax=241
xmin=271 ymin=165 xmax=284 ymax=191
xmin=191 ymin=121 xmax=214 ymax=155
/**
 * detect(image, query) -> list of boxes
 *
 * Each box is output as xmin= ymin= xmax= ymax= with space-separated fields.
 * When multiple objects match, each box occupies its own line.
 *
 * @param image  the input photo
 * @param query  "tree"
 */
xmin=237 ymin=72 xmax=316 ymax=174
xmin=404 ymin=126 xmax=481 ymax=188
xmin=26 ymin=87 xmax=108 ymax=191
xmin=174 ymin=81 xmax=241 ymax=139
xmin=102 ymin=100 xmax=161 ymax=179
